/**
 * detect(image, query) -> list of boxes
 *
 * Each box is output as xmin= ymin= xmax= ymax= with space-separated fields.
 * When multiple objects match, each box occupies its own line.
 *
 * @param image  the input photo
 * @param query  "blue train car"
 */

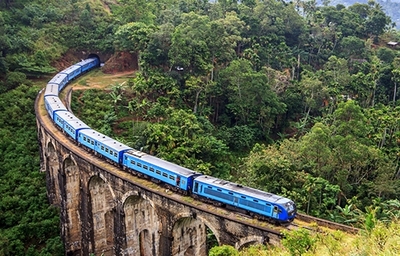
xmin=48 ymin=73 xmax=69 ymax=92
xmin=75 ymin=58 xmax=99 ymax=73
xmin=60 ymin=65 xmax=82 ymax=81
xmin=44 ymin=83 xmax=59 ymax=97
xmin=78 ymin=129 xmax=131 ymax=164
xmin=192 ymin=176 xmax=296 ymax=222
xmin=122 ymin=150 xmax=201 ymax=192
xmin=54 ymin=110 xmax=90 ymax=139
xmin=44 ymin=96 xmax=67 ymax=120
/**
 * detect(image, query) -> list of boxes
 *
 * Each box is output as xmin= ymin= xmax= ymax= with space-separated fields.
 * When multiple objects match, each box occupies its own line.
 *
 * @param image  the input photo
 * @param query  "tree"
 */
xmin=297 ymin=71 xmax=327 ymax=132
xmin=169 ymin=12 xmax=212 ymax=76
xmin=391 ymin=58 xmax=400 ymax=103
xmin=114 ymin=22 xmax=156 ymax=71
xmin=219 ymin=59 xmax=286 ymax=135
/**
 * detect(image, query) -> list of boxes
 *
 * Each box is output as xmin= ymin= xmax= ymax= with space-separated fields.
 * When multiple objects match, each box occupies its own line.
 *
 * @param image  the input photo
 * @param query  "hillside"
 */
xmin=319 ymin=0 xmax=400 ymax=29
xmin=1 ymin=0 xmax=400 ymax=255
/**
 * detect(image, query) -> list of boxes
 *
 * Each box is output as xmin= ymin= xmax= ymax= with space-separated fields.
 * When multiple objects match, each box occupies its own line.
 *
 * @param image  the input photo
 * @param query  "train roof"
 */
xmin=44 ymin=83 xmax=59 ymax=97
xmin=46 ymin=96 xmax=67 ymax=112
xmin=125 ymin=149 xmax=200 ymax=177
xmin=194 ymin=176 xmax=292 ymax=205
xmin=79 ymin=129 xmax=131 ymax=152
xmin=75 ymin=58 xmax=97 ymax=66
xmin=55 ymin=111 xmax=90 ymax=130
xmin=60 ymin=65 xmax=81 ymax=75
xmin=48 ymin=73 xmax=67 ymax=85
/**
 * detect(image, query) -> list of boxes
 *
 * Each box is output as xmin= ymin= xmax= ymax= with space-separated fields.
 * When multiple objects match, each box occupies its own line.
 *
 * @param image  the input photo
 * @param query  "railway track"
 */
xmin=40 ymin=74 xmax=362 ymax=241
xmin=293 ymin=213 xmax=361 ymax=234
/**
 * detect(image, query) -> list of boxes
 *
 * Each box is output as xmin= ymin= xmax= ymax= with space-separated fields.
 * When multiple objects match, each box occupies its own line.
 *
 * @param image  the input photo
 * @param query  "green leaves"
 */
xmin=0 ymin=85 xmax=63 ymax=255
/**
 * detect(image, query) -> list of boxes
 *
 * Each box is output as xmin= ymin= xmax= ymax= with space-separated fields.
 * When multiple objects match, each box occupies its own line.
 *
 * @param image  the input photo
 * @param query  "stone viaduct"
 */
xmin=35 ymin=60 xmax=283 ymax=255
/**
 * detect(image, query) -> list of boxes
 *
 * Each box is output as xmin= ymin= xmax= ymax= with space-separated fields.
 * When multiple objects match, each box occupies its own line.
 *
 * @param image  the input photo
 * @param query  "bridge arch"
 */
xmin=88 ymin=175 xmax=116 ymax=256
xmin=45 ymin=140 xmax=61 ymax=205
xmin=61 ymin=155 xmax=82 ymax=254
xmin=172 ymin=212 xmax=221 ymax=245
xmin=235 ymin=235 xmax=265 ymax=250
xmin=171 ymin=212 xmax=220 ymax=256
xmin=122 ymin=192 xmax=160 ymax=256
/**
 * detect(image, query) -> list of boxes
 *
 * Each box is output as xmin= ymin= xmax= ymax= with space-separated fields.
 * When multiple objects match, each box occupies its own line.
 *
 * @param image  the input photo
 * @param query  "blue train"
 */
xmin=42 ymin=57 xmax=296 ymax=223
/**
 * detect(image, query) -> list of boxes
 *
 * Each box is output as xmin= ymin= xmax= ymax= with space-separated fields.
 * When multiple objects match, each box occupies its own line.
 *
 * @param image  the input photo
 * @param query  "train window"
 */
xmin=83 ymin=136 xmax=87 ymax=141
xmin=241 ymin=196 xmax=246 ymax=199
xmin=143 ymin=165 xmax=148 ymax=170
xmin=169 ymin=175 xmax=175 ymax=180
xmin=207 ymin=186 xmax=212 ymax=189
xmin=217 ymin=189 xmax=222 ymax=192
xmin=130 ymin=160 xmax=135 ymax=165
xmin=162 ymin=173 xmax=168 ymax=177
xmin=229 ymin=192 xmax=233 ymax=195
xmin=156 ymin=170 xmax=161 ymax=175
xmin=105 ymin=148 xmax=109 ymax=153
xmin=91 ymin=140 xmax=94 ymax=145
xmin=266 ymin=203 xmax=271 ymax=206
xmin=110 ymin=150 xmax=113 ymax=155
xmin=114 ymin=153 xmax=117 ymax=157
xmin=101 ymin=146 xmax=104 ymax=151
xmin=150 ymin=167 xmax=154 ymax=172
xmin=253 ymin=199 xmax=258 ymax=203
xmin=137 ymin=163 xmax=142 ymax=167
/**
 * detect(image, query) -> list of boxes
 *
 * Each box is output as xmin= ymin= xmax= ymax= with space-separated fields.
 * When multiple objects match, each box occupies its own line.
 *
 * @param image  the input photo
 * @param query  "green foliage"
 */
xmin=282 ymin=228 xmax=317 ymax=256
xmin=0 ymin=84 xmax=63 ymax=255
xmin=2 ymin=0 xmax=400 ymax=253
xmin=209 ymin=245 xmax=239 ymax=256
xmin=3 ymin=71 xmax=28 ymax=92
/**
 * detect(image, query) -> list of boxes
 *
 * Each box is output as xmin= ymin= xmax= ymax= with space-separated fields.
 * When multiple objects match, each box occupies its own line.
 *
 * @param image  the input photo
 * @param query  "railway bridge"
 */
xmin=35 ymin=88 xmax=282 ymax=256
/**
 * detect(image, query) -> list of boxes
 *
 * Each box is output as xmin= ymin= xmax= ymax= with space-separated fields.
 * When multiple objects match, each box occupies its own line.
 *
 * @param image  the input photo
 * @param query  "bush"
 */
xmin=282 ymin=229 xmax=316 ymax=256
xmin=209 ymin=245 xmax=239 ymax=256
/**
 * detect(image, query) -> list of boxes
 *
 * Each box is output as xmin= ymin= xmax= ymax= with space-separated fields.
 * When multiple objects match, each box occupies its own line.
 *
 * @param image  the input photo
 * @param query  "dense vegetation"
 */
xmin=1 ymin=0 xmax=400 ymax=254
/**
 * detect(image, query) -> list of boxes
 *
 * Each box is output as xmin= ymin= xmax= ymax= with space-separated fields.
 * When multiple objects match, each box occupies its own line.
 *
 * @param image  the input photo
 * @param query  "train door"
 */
xmin=272 ymin=205 xmax=280 ymax=219
xmin=233 ymin=196 xmax=239 ymax=207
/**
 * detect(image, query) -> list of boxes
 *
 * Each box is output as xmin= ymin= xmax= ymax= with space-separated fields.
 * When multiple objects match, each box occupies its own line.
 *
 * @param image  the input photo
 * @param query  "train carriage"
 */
xmin=78 ymin=129 xmax=131 ymax=164
xmin=53 ymin=110 xmax=90 ymax=140
xmin=123 ymin=150 xmax=201 ymax=192
xmin=60 ymin=65 xmax=82 ymax=81
xmin=75 ymin=58 xmax=99 ymax=73
xmin=48 ymin=73 xmax=68 ymax=92
xmin=42 ymin=57 xmax=297 ymax=224
xmin=44 ymin=96 xmax=67 ymax=120
xmin=192 ymin=176 xmax=296 ymax=222
xmin=44 ymin=83 xmax=59 ymax=97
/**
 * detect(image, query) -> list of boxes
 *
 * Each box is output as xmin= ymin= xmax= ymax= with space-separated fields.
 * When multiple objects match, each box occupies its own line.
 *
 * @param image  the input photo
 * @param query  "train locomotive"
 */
xmin=42 ymin=57 xmax=296 ymax=224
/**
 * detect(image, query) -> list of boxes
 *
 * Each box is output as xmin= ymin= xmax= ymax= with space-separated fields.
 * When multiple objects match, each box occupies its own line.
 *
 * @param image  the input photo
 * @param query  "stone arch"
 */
xmin=88 ymin=175 xmax=115 ymax=256
xmin=46 ymin=140 xmax=57 ymax=159
xmin=172 ymin=212 xmax=219 ymax=256
xmin=173 ymin=212 xmax=221 ymax=245
xmin=61 ymin=155 xmax=82 ymax=253
xmin=122 ymin=193 xmax=159 ymax=256
xmin=139 ymin=229 xmax=152 ymax=256
xmin=46 ymin=140 xmax=60 ymax=205
xmin=235 ymin=235 xmax=265 ymax=251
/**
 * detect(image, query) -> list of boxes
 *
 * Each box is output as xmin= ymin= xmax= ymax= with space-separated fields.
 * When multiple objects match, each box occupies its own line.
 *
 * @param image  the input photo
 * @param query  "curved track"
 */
xmin=37 ymin=69 xmax=362 ymax=240
xmin=36 ymin=85 xmax=285 ymax=239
